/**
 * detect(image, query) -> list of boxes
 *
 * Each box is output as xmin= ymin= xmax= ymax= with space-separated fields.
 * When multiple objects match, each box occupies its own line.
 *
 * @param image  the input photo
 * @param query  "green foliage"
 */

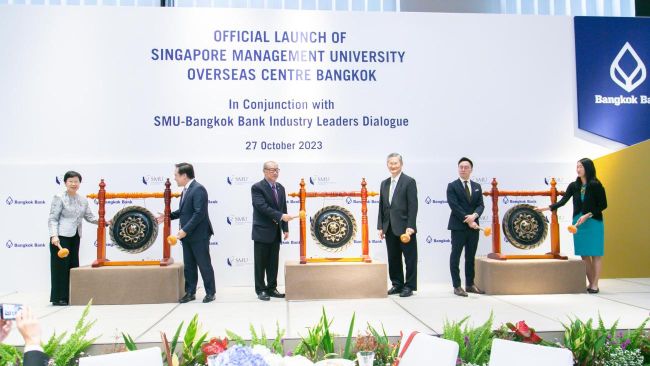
xmin=562 ymin=317 xmax=608 ymax=366
xmin=442 ymin=314 xmax=494 ymax=365
xmin=179 ymin=314 xmax=208 ymax=366
xmin=342 ymin=313 xmax=355 ymax=360
xmin=366 ymin=323 xmax=399 ymax=366
xmin=293 ymin=307 xmax=351 ymax=361
xmin=225 ymin=322 xmax=286 ymax=355
xmin=0 ymin=343 xmax=22 ymax=366
xmin=43 ymin=300 xmax=99 ymax=366
xmin=121 ymin=332 xmax=137 ymax=351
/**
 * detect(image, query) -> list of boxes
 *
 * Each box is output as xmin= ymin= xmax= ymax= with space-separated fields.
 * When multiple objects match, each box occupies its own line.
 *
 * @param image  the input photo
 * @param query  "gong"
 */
xmin=109 ymin=206 xmax=158 ymax=253
xmin=502 ymin=204 xmax=548 ymax=250
xmin=310 ymin=205 xmax=357 ymax=252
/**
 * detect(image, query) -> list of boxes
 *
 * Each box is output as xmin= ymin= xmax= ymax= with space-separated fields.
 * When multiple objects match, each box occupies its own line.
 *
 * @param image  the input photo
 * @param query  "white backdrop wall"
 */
xmin=0 ymin=7 xmax=618 ymax=292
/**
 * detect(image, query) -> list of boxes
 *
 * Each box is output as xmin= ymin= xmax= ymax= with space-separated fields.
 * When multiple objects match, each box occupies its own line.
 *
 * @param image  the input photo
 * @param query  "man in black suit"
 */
xmin=251 ymin=161 xmax=292 ymax=301
xmin=378 ymin=153 xmax=418 ymax=297
xmin=157 ymin=163 xmax=216 ymax=303
xmin=446 ymin=157 xmax=485 ymax=297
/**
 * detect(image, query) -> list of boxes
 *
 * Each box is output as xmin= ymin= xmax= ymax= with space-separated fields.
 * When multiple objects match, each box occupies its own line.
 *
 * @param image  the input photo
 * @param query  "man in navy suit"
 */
xmin=158 ymin=163 xmax=216 ymax=303
xmin=446 ymin=157 xmax=485 ymax=297
xmin=251 ymin=161 xmax=292 ymax=301
xmin=378 ymin=153 xmax=418 ymax=297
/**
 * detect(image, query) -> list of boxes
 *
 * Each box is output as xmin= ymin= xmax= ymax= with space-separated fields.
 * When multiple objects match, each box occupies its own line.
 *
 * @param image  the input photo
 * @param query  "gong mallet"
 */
xmin=567 ymin=222 xmax=584 ymax=234
xmin=400 ymin=232 xmax=412 ymax=244
xmin=53 ymin=242 xmax=69 ymax=258
xmin=292 ymin=210 xmax=307 ymax=220
xmin=476 ymin=226 xmax=492 ymax=237
xmin=167 ymin=235 xmax=178 ymax=246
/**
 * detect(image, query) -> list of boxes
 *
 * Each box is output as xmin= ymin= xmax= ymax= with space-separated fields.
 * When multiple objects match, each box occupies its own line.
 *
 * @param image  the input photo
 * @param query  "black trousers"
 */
xmin=450 ymin=229 xmax=480 ymax=288
xmin=385 ymin=226 xmax=418 ymax=291
xmin=254 ymin=237 xmax=281 ymax=295
xmin=181 ymin=237 xmax=216 ymax=296
xmin=50 ymin=233 xmax=80 ymax=303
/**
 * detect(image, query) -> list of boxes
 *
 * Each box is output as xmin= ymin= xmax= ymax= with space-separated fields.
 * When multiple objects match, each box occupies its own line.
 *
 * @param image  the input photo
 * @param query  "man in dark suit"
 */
xmin=251 ymin=161 xmax=292 ymax=301
xmin=446 ymin=157 xmax=485 ymax=297
xmin=378 ymin=153 xmax=418 ymax=297
xmin=158 ymin=163 xmax=216 ymax=303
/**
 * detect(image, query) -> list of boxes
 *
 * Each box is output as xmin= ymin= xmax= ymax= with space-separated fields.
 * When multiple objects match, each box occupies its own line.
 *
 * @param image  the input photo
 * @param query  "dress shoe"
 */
xmin=268 ymin=289 xmax=285 ymax=298
xmin=399 ymin=287 xmax=413 ymax=297
xmin=466 ymin=285 xmax=485 ymax=294
xmin=454 ymin=287 xmax=468 ymax=297
xmin=258 ymin=291 xmax=270 ymax=301
xmin=53 ymin=300 xmax=68 ymax=306
xmin=203 ymin=294 xmax=215 ymax=303
xmin=587 ymin=288 xmax=600 ymax=294
xmin=387 ymin=286 xmax=402 ymax=295
xmin=179 ymin=293 xmax=195 ymax=303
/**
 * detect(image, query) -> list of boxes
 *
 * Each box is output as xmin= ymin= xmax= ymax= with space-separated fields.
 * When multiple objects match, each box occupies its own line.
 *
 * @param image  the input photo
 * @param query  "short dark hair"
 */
xmin=63 ymin=171 xmax=82 ymax=183
xmin=458 ymin=157 xmax=473 ymax=168
xmin=175 ymin=163 xmax=195 ymax=179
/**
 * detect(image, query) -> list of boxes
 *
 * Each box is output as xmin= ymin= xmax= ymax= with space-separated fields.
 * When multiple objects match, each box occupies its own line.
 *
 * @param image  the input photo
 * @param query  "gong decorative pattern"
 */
xmin=502 ymin=204 xmax=548 ymax=250
xmin=310 ymin=205 xmax=357 ymax=252
xmin=109 ymin=206 xmax=158 ymax=253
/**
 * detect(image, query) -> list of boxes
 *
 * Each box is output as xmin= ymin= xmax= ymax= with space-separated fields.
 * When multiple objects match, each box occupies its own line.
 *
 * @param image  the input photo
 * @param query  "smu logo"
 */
xmin=544 ymin=177 xmax=572 ymax=186
xmin=226 ymin=176 xmax=251 ymax=186
xmin=226 ymin=256 xmax=252 ymax=267
xmin=611 ymin=43 xmax=646 ymax=93
xmin=142 ymin=175 xmax=166 ymax=185
xmin=309 ymin=175 xmax=335 ymax=186
xmin=226 ymin=216 xmax=250 ymax=225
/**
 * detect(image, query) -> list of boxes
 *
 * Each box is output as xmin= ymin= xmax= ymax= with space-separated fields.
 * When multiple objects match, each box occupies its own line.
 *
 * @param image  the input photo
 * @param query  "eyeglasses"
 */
xmin=264 ymin=168 xmax=280 ymax=173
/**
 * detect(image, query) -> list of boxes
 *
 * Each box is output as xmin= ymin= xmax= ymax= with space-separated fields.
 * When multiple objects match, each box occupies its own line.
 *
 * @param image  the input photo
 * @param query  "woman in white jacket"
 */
xmin=47 ymin=171 xmax=100 ymax=306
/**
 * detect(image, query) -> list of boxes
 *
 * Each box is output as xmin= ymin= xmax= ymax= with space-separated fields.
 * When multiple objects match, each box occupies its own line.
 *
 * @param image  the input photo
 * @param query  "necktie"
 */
xmin=180 ymin=187 xmax=187 ymax=206
xmin=389 ymin=179 xmax=396 ymax=205
xmin=464 ymin=180 xmax=471 ymax=201
xmin=272 ymin=184 xmax=279 ymax=205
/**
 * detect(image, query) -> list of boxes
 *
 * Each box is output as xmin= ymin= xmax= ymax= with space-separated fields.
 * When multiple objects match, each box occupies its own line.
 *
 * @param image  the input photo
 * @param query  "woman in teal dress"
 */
xmin=536 ymin=158 xmax=607 ymax=293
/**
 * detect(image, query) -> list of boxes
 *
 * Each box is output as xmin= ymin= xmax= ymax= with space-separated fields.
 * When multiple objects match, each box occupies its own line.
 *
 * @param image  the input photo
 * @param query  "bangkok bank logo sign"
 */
xmin=142 ymin=175 xmax=166 ymax=186
xmin=424 ymin=196 xmax=447 ymax=205
xmin=226 ymin=215 xmax=251 ymax=226
xmin=5 ymin=240 xmax=46 ymax=249
xmin=5 ymin=196 xmax=45 ymax=206
xmin=502 ymin=196 xmax=537 ymax=205
xmin=610 ymin=42 xmax=646 ymax=93
xmin=309 ymin=175 xmax=335 ymax=186
xmin=226 ymin=175 xmax=251 ymax=186
xmin=425 ymin=236 xmax=450 ymax=244
xmin=226 ymin=256 xmax=252 ymax=267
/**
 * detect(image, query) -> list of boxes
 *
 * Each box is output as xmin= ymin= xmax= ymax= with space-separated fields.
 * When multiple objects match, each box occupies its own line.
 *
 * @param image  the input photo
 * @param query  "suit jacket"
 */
xmin=48 ymin=192 xmax=97 ymax=238
xmin=251 ymin=179 xmax=288 ymax=243
xmin=447 ymin=178 xmax=485 ymax=231
xmin=23 ymin=350 xmax=49 ymax=366
xmin=549 ymin=180 xmax=607 ymax=221
xmin=377 ymin=173 xmax=418 ymax=236
xmin=170 ymin=180 xmax=213 ymax=242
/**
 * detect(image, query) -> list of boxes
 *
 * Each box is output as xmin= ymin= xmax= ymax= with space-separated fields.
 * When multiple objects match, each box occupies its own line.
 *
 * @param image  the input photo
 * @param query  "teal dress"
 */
xmin=573 ymin=186 xmax=605 ymax=256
